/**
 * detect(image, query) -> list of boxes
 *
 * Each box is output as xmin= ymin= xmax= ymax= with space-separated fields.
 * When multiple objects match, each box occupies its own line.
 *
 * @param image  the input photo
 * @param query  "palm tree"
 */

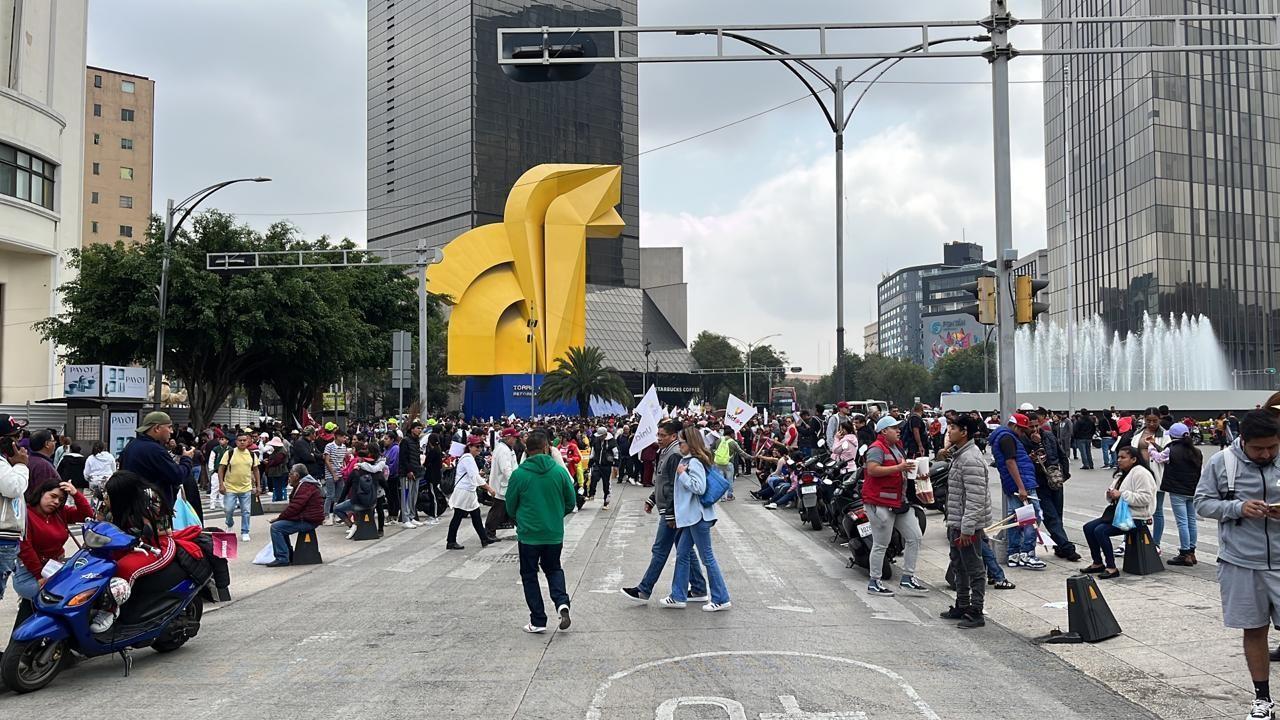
xmin=538 ymin=345 xmax=632 ymax=418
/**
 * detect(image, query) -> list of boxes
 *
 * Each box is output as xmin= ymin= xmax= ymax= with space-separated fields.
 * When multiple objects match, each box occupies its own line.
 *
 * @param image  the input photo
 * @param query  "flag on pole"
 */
xmin=637 ymin=385 xmax=662 ymax=421
xmin=630 ymin=385 xmax=663 ymax=456
xmin=723 ymin=394 xmax=758 ymax=432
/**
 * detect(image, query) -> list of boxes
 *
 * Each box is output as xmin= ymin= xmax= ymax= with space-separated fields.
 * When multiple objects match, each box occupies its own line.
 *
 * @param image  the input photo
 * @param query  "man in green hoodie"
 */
xmin=504 ymin=428 xmax=579 ymax=634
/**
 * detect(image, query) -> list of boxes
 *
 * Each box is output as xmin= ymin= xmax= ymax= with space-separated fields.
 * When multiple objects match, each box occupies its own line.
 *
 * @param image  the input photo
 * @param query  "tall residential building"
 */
xmin=0 ymin=0 xmax=89 ymax=404
xmin=367 ymin=0 xmax=694 ymax=394
xmin=1043 ymin=0 xmax=1280 ymax=388
xmin=877 ymin=242 xmax=987 ymax=367
xmin=83 ymin=66 xmax=153 ymax=244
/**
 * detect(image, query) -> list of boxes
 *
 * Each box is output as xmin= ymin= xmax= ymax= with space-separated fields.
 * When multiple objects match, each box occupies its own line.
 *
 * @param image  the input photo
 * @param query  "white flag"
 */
xmin=637 ymin=385 xmax=662 ymax=421
xmin=723 ymin=394 xmax=758 ymax=432
xmin=630 ymin=416 xmax=658 ymax=456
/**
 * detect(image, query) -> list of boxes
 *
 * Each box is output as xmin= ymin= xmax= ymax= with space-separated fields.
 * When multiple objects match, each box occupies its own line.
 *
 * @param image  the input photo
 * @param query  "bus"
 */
xmin=769 ymin=386 xmax=798 ymax=417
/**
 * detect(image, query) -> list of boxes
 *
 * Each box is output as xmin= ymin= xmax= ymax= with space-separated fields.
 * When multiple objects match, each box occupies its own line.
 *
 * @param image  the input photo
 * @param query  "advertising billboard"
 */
xmin=924 ymin=313 xmax=981 ymax=370
xmin=103 ymin=366 xmax=149 ymax=398
xmin=63 ymin=365 xmax=101 ymax=397
xmin=110 ymin=411 xmax=138 ymax=456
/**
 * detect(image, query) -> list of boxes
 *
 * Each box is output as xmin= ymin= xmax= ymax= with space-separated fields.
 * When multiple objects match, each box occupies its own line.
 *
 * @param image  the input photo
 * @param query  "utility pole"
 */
xmin=153 ymin=198 xmax=174 ymax=408
xmin=833 ymin=64 xmax=846 ymax=402
xmin=985 ymin=0 xmax=1018 ymax=417
xmin=416 ymin=240 xmax=430 ymax=423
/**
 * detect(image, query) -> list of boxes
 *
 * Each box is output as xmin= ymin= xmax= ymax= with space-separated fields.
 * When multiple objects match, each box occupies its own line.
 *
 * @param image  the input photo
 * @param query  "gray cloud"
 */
xmin=89 ymin=0 xmax=1047 ymax=374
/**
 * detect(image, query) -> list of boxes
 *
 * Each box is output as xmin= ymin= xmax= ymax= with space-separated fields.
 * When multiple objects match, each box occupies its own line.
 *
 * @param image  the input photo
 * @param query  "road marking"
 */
xmin=448 ymin=541 xmax=517 ymax=579
xmin=746 ymin=503 xmax=921 ymax=625
xmin=385 ymin=541 xmax=451 ymax=573
xmin=589 ymin=499 xmax=639 ymax=593
xmin=331 ymin=526 xmax=422 ymax=567
xmin=715 ymin=509 xmax=812 ymax=611
xmin=562 ymin=503 xmax=598 ymax=560
xmin=766 ymin=605 xmax=815 ymax=614
xmin=656 ymin=697 xmax=747 ymax=720
xmin=761 ymin=695 xmax=867 ymax=719
xmin=583 ymin=651 xmax=941 ymax=720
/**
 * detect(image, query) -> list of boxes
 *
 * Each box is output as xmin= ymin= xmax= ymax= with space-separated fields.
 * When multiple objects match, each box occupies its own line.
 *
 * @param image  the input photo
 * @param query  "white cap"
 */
xmin=1018 ymin=402 xmax=1036 ymax=411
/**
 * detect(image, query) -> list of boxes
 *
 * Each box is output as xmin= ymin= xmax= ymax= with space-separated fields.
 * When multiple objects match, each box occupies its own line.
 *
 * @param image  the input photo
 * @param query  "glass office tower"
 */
xmin=368 ymin=0 xmax=695 ymax=391
xmin=1043 ymin=0 xmax=1280 ymax=388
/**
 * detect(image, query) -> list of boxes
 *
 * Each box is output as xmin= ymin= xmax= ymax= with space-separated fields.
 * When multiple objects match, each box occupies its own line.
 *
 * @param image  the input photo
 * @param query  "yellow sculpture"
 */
xmin=426 ymin=164 xmax=624 ymax=376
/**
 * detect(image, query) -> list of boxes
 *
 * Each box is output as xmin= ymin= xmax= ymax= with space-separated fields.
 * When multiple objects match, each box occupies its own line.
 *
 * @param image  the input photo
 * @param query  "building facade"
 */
xmin=863 ymin=321 xmax=879 ymax=356
xmin=83 ymin=66 xmax=153 ymax=245
xmin=0 ymin=0 xmax=89 ymax=403
xmin=1043 ymin=0 xmax=1280 ymax=388
xmin=367 ymin=0 xmax=694 ymax=397
xmin=876 ymin=242 xmax=986 ymax=366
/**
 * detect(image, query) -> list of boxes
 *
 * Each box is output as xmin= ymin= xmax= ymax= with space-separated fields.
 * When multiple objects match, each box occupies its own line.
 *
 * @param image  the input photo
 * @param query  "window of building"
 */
xmin=120 ymin=138 xmax=133 ymax=150
xmin=119 ymin=195 xmax=133 ymax=209
xmin=119 ymin=225 xmax=133 ymax=238
xmin=91 ymin=221 xmax=99 ymax=233
xmin=121 ymin=109 xmax=134 ymax=122
xmin=119 ymin=167 xmax=133 ymax=180
xmin=93 ymin=74 xmax=102 ymax=88
xmin=90 ymin=191 xmax=99 ymax=204
xmin=121 ymin=80 xmax=135 ymax=93
xmin=92 ymin=133 xmax=100 ymax=145
xmin=0 ymin=142 xmax=57 ymax=211
xmin=93 ymin=103 xmax=101 ymax=117
xmin=92 ymin=162 xmax=100 ymax=175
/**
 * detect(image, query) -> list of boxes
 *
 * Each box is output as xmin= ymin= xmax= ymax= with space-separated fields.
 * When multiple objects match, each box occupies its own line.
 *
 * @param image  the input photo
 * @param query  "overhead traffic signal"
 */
xmin=1015 ymin=275 xmax=1050 ymax=324
xmin=959 ymin=275 xmax=997 ymax=326
xmin=501 ymin=33 xmax=599 ymax=83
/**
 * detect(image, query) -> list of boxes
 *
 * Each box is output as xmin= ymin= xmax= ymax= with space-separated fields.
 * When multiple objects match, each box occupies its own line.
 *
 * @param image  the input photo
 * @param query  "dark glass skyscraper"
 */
xmin=367 ymin=0 xmax=694 ymax=389
xmin=1043 ymin=0 xmax=1280 ymax=388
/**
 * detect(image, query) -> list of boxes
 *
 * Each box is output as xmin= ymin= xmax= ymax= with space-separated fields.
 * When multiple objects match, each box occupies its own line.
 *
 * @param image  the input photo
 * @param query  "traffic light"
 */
xmin=501 ymin=33 xmax=598 ymax=83
xmin=959 ymin=275 xmax=997 ymax=326
xmin=1015 ymin=275 xmax=1050 ymax=324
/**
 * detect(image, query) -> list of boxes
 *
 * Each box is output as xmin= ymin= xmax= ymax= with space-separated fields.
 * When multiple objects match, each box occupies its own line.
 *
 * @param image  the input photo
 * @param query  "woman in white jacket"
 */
xmin=1131 ymin=409 xmax=1169 ymax=550
xmin=1080 ymin=445 xmax=1158 ymax=579
xmin=84 ymin=441 xmax=116 ymax=496
xmin=445 ymin=435 xmax=495 ymax=550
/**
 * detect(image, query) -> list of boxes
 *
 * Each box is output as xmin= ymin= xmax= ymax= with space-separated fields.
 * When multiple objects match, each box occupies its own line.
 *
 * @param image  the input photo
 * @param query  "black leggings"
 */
xmin=447 ymin=508 xmax=487 ymax=544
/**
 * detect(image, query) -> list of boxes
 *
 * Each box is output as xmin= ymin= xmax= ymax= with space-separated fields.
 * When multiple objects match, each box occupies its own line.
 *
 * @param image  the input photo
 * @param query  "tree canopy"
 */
xmin=37 ymin=210 xmax=452 ymax=428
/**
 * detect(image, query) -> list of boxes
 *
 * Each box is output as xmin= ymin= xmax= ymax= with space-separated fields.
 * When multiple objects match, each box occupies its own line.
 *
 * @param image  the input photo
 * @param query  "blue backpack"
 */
xmin=700 ymin=464 xmax=732 ymax=507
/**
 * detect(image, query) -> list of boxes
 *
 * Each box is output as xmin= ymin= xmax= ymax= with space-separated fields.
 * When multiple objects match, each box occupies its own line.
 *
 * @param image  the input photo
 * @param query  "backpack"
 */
xmin=714 ymin=437 xmax=733 ymax=466
xmin=700 ymin=464 xmax=732 ymax=507
xmin=439 ymin=466 xmax=456 ymax=495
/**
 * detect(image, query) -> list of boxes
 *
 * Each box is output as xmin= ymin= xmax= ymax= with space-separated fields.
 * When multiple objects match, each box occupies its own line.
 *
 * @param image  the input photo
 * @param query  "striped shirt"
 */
xmin=323 ymin=441 xmax=348 ymax=482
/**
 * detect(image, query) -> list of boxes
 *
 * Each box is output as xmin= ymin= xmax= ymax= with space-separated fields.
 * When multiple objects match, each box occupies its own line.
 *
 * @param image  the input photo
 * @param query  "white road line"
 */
xmin=714 ymin=509 xmax=812 ymax=611
xmin=765 ymin=605 xmax=815 ymax=614
xmin=747 ymin=502 xmax=922 ymax=625
xmin=561 ymin=503 xmax=598 ymax=560
xmin=448 ymin=541 xmax=518 ymax=580
xmin=331 ymin=526 xmax=422 ymax=567
xmin=588 ymin=499 xmax=639 ymax=593
xmin=385 ymin=541 xmax=451 ymax=573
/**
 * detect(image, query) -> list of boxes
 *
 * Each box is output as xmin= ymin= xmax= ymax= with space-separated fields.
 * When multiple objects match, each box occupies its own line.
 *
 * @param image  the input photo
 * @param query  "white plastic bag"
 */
xmin=252 ymin=542 xmax=276 ymax=565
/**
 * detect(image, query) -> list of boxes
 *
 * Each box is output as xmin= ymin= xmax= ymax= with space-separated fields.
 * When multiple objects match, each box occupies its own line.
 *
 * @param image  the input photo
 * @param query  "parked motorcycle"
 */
xmin=1 ymin=521 xmax=219 ymax=693
xmin=795 ymin=451 xmax=832 ymax=531
xmin=840 ymin=472 xmax=927 ymax=581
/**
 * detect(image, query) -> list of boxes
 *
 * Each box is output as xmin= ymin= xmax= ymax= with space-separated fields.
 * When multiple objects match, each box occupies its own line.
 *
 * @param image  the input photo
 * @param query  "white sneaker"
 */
xmin=426 ymin=517 xmax=440 ymax=526
xmin=522 ymin=623 xmax=546 ymax=634
xmin=764 ymin=502 xmax=778 ymax=510
xmin=687 ymin=594 xmax=710 ymax=603
xmin=1249 ymin=698 xmax=1275 ymax=719
xmin=1007 ymin=553 xmax=1026 ymax=568
xmin=345 ymin=525 xmax=358 ymax=539
xmin=241 ymin=533 xmax=250 ymax=543
xmin=702 ymin=601 xmax=731 ymax=612
xmin=89 ymin=609 xmax=117 ymax=633
xmin=658 ymin=597 xmax=687 ymax=609
xmin=387 ymin=519 xmax=400 ymax=527
xmin=1021 ymin=554 xmax=1047 ymax=570
xmin=322 ymin=517 xmax=334 ymax=526
xmin=405 ymin=520 xmax=420 ymax=529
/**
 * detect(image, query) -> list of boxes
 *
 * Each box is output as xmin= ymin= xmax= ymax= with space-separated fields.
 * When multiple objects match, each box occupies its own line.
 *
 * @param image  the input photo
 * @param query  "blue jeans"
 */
xmin=0 ymin=542 xmax=16 ymax=601
xmin=671 ymin=519 xmax=729 ymax=605
xmin=270 ymin=519 xmax=315 ymax=564
xmin=269 ymin=474 xmax=288 ymax=502
xmin=1002 ymin=492 xmax=1043 ymax=557
xmin=1151 ymin=491 xmax=1166 ymax=547
xmin=637 ymin=517 xmax=705 ymax=598
xmin=1084 ymin=516 xmax=1125 ymax=567
xmin=1073 ymin=439 xmax=1094 ymax=469
xmin=1100 ymin=440 xmax=1115 ymax=468
xmin=224 ymin=491 xmax=252 ymax=534
xmin=1167 ymin=493 xmax=1198 ymax=552
xmin=13 ymin=563 xmax=39 ymax=600
xmin=323 ymin=477 xmax=338 ymax=515
xmin=771 ymin=489 xmax=798 ymax=507
xmin=980 ymin=538 xmax=1006 ymax=581
xmin=519 ymin=542 xmax=569 ymax=627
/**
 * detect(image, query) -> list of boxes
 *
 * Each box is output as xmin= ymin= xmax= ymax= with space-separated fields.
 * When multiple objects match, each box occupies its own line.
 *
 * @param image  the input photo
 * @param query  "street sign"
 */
xmin=391 ymin=330 xmax=413 ymax=389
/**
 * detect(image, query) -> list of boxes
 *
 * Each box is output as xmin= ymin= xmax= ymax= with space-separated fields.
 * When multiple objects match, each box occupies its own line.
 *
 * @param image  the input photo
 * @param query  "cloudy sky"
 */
xmin=87 ymin=0 xmax=1048 ymax=375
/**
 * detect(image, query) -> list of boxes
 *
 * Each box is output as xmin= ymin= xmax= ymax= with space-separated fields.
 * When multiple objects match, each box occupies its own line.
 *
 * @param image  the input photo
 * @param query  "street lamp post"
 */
xmin=678 ymin=31 xmax=983 ymax=402
xmin=153 ymin=177 xmax=271 ymax=408
xmin=726 ymin=333 xmax=781 ymax=403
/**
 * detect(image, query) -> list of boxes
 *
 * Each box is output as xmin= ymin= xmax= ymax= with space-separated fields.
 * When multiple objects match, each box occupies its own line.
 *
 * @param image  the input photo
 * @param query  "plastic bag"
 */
xmin=252 ymin=542 xmax=276 ymax=565
xmin=1111 ymin=497 xmax=1134 ymax=531
xmin=173 ymin=487 xmax=201 ymax=531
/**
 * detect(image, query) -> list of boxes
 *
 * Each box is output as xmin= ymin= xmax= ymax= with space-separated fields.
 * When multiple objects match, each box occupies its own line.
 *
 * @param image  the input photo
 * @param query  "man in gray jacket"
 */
xmin=940 ymin=415 xmax=992 ymax=629
xmin=1195 ymin=410 xmax=1280 ymax=720
xmin=621 ymin=419 xmax=706 ymax=603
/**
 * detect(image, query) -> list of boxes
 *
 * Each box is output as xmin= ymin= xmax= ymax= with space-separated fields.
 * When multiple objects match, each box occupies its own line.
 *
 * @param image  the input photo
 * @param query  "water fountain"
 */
xmin=1015 ymin=312 xmax=1232 ymax=393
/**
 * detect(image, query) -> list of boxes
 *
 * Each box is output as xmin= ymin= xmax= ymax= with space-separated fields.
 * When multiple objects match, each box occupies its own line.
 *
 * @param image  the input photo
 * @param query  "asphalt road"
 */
xmin=0 ymin=481 xmax=1157 ymax=719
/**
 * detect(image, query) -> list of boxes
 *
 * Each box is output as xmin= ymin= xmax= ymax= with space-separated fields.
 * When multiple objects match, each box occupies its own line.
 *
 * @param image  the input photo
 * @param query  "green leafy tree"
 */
xmin=807 ymin=351 xmax=863 ymax=405
xmin=930 ymin=343 xmax=996 ymax=400
xmin=689 ymin=331 xmax=743 ymax=404
xmin=537 ymin=345 xmax=631 ymax=418
xmin=37 ymin=210 xmax=445 ymax=428
xmin=856 ymin=354 xmax=933 ymax=408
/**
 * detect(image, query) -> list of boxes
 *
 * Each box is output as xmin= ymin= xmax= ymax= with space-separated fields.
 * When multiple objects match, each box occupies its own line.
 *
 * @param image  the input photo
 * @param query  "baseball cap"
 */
xmin=836 ymin=401 xmax=851 ymax=410
xmin=466 ymin=434 xmax=484 ymax=446
xmin=1018 ymin=402 xmax=1036 ymax=411
xmin=1169 ymin=422 xmax=1190 ymax=439
xmin=0 ymin=413 xmax=27 ymax=436
xmin=323 ymin=421 xmax=337 ymax=432
xmin=874 ymin=416 xmax=901 ymax=433
xmin=387 ymin=418 xmax=398 ymax=425
xmin=501 ymin=427 xmax=520 ymax=438
xmin=1008 ymin=413 xmax=1030 ymax=429
xmin=138 ymin=411 xmax=173 ymax=432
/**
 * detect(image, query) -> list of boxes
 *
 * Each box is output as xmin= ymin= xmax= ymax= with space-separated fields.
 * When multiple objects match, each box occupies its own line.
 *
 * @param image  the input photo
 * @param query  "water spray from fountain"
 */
xmin=1014 ymin=312 xmax=1232 ymax=393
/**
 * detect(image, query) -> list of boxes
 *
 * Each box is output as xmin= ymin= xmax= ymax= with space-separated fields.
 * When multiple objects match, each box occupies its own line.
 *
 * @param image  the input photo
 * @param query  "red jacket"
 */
xmin=277 ymin=481 xmax=324 ymax=526
xmin=862 ymin=437 xmax=906 ymax=510
xmin=19 ymin=491 xmax=94 ymax=575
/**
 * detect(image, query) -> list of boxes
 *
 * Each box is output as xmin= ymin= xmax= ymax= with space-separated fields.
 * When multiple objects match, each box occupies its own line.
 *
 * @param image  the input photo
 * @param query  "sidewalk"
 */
xmin=913 ymin=495 xmax=1245 ymax=720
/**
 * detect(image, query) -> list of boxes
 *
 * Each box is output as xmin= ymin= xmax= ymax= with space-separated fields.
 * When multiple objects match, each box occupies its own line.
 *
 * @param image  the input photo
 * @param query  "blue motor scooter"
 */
xmin=1 ymin=520 xmax=216 ymax=693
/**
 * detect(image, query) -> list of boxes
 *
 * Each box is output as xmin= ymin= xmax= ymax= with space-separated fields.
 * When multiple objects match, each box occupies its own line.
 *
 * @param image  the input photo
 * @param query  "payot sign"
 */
xmin=63 ymin=365 xmax=101 ymax=397
xmin=103 ymin=366 xmax=149 ymax=398
xmin=109 ymin=411 xmax=138 ymax=455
